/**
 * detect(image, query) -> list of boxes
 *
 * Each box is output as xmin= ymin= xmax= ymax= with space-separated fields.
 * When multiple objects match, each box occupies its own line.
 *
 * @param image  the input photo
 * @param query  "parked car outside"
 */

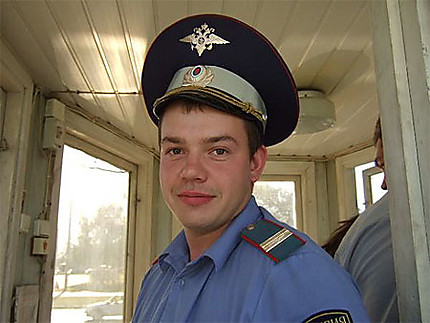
xmin=85 ymin=295 xmax=123 ymax=321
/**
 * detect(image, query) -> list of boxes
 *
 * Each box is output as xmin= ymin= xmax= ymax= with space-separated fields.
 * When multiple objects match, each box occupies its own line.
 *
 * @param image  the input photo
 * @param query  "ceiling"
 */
xmin=0 ymin=0 xmax=379 ymax=158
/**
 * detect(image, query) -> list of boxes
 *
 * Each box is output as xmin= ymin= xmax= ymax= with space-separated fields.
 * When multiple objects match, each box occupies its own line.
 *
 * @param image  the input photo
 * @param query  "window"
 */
xmin=364 ymin=167 xmax=387 ymax=205
xmin=51 ymin=145 xmax=131 ymax=323
xmin=253 ymin=177 xmax=300 ymax=228
xmin=355 ymin=161 xmax=387 ymax=213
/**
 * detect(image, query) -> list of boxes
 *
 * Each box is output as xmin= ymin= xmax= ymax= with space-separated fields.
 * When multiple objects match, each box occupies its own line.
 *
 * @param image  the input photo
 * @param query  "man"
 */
xmin=134 ymin=14 xmax=368 ymax=322
xmin=334 ymin=118 xmax=398 ymax=322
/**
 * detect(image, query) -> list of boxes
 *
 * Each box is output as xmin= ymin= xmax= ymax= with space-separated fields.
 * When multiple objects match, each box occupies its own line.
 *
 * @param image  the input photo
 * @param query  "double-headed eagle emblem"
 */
xmin=180 ymin=23 xmax=230 ymax=56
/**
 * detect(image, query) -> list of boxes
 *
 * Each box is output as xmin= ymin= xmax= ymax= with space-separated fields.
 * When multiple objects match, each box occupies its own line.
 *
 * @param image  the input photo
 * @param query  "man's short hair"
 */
xmin=158 ymin=98 xmax=263 ymax=159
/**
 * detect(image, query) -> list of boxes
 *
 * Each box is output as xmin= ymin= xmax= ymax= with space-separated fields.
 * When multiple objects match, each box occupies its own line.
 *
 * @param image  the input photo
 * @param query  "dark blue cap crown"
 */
xmin=142 ymin=14 xmax=299 ymax=146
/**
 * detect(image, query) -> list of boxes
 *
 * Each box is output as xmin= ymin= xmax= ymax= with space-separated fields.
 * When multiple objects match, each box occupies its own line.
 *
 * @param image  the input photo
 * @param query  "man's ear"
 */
xmin=250 ymin=146 xmax=267 ymax=183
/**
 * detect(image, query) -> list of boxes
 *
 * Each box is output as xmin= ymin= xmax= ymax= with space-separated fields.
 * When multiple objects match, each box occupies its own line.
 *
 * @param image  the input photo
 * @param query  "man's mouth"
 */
xmin=177 ymin=191 xmax=216 ymax=206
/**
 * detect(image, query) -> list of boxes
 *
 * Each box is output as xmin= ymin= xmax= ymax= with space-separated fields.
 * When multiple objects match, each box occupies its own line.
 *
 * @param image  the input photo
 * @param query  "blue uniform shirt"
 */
xmin=133 ymin=197 xmax=369 ymax=322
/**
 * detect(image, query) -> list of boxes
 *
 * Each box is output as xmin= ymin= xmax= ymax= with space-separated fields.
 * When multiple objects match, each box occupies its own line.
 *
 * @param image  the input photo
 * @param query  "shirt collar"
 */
xmin=158 ymin=230 xmax=189 ymax=273
xmin=158 ymin=197 xmax=262 ymax=273
xmin=202 ymin=196 xmax=262 ymax=271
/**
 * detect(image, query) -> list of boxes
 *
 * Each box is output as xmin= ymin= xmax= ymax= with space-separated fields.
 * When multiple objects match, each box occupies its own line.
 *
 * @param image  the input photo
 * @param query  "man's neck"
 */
xmin=185 ymin=222 xmax=231 ymax=261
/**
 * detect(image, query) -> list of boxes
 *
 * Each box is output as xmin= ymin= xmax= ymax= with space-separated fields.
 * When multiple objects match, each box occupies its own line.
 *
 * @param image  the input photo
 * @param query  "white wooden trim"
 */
xmin=335 ymin=147 xmax=374 ymax=221
xmin=370 ymin=0 xmax=430 ymax=320
xmin=62 ymin=109 xmax=157 ymax=318
xmin=363 ymin=166 xmax=382 ymax=207
xmin=0 ymin=39 xmax=34 ymax=323
xmin=258 ymin=174 xmax=302 ymax=230
xmin=65 ymin=135 xmax=138 ymax=323
xmin=263 ymin=161 xmax=319 ymax=241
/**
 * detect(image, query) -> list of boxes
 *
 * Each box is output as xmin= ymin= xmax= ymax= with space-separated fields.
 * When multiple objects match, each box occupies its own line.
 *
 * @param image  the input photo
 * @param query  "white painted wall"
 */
xmin=0 ymin=39 xmax=34 ymax=323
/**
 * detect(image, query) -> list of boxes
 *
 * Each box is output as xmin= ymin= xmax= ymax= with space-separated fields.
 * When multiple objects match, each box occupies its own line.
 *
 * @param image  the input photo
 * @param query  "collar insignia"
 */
xmin=183 ymin=66 xmax=214 ymax=87
xmin=179 ymin=23 xmax=230 ymax=57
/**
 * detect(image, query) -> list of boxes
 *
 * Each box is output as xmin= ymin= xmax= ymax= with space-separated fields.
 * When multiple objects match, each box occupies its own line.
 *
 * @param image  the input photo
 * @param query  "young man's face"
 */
xmin=159 ymin=103 xmax=266 ymax=237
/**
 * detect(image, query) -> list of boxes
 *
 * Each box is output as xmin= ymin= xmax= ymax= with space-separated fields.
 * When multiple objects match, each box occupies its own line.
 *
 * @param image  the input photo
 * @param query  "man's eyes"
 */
xmin=163 ymin=147 xmax=230 ymax=158
xmin=214 ymin=148 xmax=227 ymax=155
xmin=166 ymin=147 xmax=182 ymax=155
xmin=210 ymin=148 xmax=230 ymax=158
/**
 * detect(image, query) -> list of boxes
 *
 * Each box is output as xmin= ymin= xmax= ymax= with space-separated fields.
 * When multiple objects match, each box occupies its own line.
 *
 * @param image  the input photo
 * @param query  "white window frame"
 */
xmin=262 ymin=160 xmax=318 ymax=240
xmin=63 ymin=135 xmax=136 ymax=321
xmin=256 ymin=175 xmax=302 ymax=230
xmin=363 ymin=166 xmax=383 ymax=207
xmin=335 ymin=147 xmax=374 ymax=221
xmin=42 ymin=108 xmax=158 ymax=322
xmin=0 ymin=38 xmax=34 ymax=323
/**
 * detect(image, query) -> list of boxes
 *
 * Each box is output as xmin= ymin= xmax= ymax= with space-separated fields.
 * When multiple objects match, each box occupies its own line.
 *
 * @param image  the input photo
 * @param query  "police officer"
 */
xmin=133 ymin=14 xmax=369 ymax=322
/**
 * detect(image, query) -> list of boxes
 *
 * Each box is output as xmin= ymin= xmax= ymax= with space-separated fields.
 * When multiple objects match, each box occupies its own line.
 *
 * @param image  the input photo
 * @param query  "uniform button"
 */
xmin=178 ymin=278 xmax=185 ymax=286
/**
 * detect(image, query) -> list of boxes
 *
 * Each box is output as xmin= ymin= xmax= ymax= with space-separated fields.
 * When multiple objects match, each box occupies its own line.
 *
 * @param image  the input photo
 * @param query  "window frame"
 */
xmin=363 ymin=166 xmax=384 ymax=206
xmin=335 ymin=146 xmax=374 ymax=220
xmin=62 ymin=135 xmax=137 ymax=321
xmin=44 ymin=108 xmax=158 ymax=322
xmin=262 ymin=160 xmax=317 ymax=239
xmin=256 ymin=175 xmax=303 ymax=230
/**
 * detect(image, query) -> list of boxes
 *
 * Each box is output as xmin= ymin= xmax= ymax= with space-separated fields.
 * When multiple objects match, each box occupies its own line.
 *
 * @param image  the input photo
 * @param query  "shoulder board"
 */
xmin=241 ymin=219 xmax=306 ymax=263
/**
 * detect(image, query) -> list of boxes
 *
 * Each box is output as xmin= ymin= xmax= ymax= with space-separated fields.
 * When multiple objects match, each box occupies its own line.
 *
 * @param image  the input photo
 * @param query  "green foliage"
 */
xmin=57 ymin=204 xmax=126 ymax=274
xmin=254 ymin=184 xmax=295 ymax=226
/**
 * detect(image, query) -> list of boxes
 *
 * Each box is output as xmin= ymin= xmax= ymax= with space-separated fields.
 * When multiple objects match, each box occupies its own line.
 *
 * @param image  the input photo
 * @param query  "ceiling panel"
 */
xmin=188 ymin=0 xmax=224 ymax=15
xmin=154 ymin=0 xmax=189 ymax=33
xmin=120 ymin=94 xmax=158 ymax=149
xmin=47 ymin=1 xmax=113 ymax=92
xmin=0 ymin=0 xmax=379 ymax=158
xmin=0 ymin=1 xmax=69 ymax=91
xmin=278 ymin=1 xmax=333 ymax=70
xmin=64 ymin=92 xmax=110 ymax=122
xmin=85 ymin=1 xmax=138 ymax=92
xmin=223 ymin=1 xmax=260 ymax=26
xmin=253 ymin=1 xmax=296 ymax=44
xmin=120 ymin=1 xmax=156 ymax=86
xmin=293 ymin=1 xmax=368 ymax=91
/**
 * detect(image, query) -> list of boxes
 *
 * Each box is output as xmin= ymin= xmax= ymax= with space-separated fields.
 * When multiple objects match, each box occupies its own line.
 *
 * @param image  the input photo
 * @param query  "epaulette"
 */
xmin=241 ymin=219 xmax=306 ymax=263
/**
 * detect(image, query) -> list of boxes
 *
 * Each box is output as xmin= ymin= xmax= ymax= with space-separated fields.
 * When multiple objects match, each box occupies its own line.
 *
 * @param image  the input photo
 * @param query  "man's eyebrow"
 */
xmin=203 ymin=135 xmax=238 ymax=145
xmin=161 ymin=136 xmax=183 ymax=144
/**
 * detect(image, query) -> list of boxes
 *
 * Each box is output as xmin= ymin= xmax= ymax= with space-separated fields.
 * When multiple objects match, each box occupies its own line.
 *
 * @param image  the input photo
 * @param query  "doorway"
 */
xmin=51 ymin=145 xmax=130 ymax=323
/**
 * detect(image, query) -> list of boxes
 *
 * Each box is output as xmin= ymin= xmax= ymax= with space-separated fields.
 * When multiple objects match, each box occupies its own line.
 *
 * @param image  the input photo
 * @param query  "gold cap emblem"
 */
xmin=180 ymin=23 xmax=230 ymax=57
xmin=183 ymin=66 xmax=214 ymax=87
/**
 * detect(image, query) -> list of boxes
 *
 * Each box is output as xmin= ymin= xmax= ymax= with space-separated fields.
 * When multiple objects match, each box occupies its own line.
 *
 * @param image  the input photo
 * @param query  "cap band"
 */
xmin=153 ymin=65 xmax=268 ymax=130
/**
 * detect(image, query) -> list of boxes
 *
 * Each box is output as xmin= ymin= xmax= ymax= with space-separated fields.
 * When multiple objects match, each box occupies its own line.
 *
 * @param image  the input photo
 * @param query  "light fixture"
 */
xmin=293 ymin=90 xmax=336 ymax=134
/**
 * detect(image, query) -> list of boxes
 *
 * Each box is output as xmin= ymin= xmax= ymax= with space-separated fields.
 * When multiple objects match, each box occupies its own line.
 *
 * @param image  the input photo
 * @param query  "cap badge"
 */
xmin=183 ymin=66 xmax=214 ymax=87
xmin=179 ymin=23 xmax=230 ymax=57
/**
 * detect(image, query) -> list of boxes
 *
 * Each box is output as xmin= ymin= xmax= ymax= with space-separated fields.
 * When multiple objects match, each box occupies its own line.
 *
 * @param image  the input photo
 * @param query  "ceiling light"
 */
xmin=293 ymin=90 xmax=336 ymax=134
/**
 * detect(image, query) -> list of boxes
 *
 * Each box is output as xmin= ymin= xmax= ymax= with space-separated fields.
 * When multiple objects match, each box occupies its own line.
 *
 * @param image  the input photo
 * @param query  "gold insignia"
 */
xmin=183 ymin=66 xmax=214 ymax=87
xmin=303 ymin=310 xmax=352 ymax=323
xmin=260 ymin=228 xmax=292 ymax=252
xmin=180 ymin=23 xmax=230 ymax=57
xmin=154 ymin=86 xmax=266 ymax=124
xmin=247 ymin=224 xmax=256 ymax=231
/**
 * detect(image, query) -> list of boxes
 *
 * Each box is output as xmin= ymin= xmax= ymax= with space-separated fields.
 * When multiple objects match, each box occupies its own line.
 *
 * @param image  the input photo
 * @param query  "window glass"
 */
xmin=354 ymin=161 xmax=375 ymax=213
xmin=51 ymin=145 xmax=129 ymax=323
xmin=253 ymin=181 xmax=296 ymax=227
xmin=355 ymin=161 xmax=387 ymax=213
xmin=370 ymin=172 xmax=387 ymax=203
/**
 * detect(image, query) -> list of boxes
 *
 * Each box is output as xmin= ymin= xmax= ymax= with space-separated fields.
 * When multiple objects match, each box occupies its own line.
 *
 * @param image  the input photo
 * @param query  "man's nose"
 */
xmin=381 ymin=172 xmax=388 ymax=190
xmin=180 ymin=154 xmax=207 ymax=182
